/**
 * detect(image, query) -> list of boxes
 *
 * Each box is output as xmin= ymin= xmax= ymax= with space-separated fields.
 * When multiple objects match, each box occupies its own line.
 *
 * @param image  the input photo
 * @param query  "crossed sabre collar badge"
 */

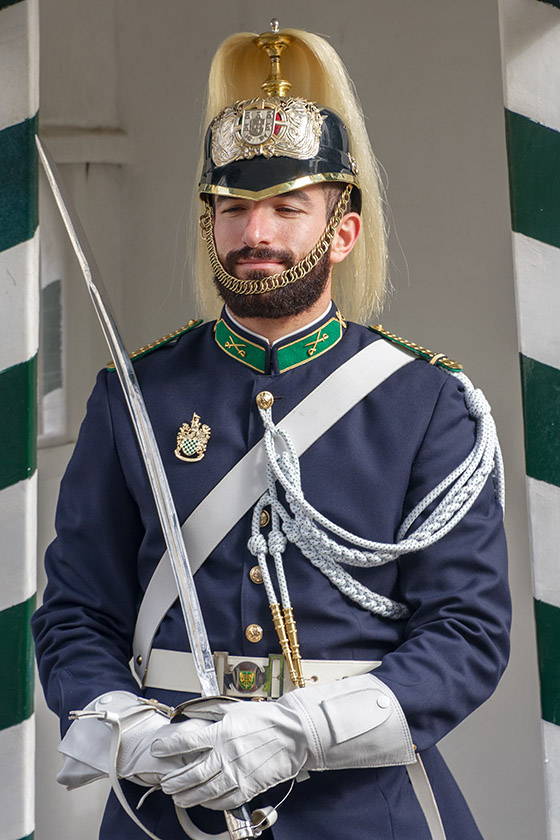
xmin=174 ymin=413 xmax=211 ymax=462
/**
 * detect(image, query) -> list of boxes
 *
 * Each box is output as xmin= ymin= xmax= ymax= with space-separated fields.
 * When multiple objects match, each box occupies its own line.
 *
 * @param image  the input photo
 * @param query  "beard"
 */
xmin=213 ymin=245 xmax=331 ymax=319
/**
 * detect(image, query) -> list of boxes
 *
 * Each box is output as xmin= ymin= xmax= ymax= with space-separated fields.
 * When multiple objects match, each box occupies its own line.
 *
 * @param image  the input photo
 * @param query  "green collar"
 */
xmin=214 ymin=309 xmax=346 ymax=374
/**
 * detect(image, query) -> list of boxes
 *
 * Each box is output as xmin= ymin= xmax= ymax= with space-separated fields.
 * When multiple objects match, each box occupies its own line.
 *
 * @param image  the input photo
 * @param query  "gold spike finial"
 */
xmin=255 ymin=21 xmax=293 ymax=98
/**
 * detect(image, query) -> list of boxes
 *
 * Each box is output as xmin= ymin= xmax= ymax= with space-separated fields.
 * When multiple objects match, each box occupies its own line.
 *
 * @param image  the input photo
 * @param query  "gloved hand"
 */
xmin=57 ymin=690 xmax=209 ymax=789
xmin=152 ymin=673 xmax=415 ymax=811
xmin=111 ymin=700 xmax=209 ymax=787
xmin=154 ymin=696 xmax=306 ymax=810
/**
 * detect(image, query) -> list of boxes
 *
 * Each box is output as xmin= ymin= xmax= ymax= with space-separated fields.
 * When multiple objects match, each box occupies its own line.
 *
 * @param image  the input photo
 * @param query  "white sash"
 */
xmin=132 ymin=340 xmax=414 ymax=683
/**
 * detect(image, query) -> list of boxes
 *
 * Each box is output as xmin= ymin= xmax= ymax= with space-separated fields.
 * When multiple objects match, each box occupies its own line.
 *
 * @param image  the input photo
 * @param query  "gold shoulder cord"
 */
xmin=370 ymin=324 xmax=462 ymax=372
xmin=200 ymin=185 xmax=352 ymax=296
xmin=106 ymin=320 xmax=202 ymax=370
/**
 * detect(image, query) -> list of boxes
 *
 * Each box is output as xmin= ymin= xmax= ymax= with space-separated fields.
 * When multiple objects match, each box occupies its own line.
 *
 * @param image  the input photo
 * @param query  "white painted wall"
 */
xmin=36 ymin=1 xmax=546 ymax=837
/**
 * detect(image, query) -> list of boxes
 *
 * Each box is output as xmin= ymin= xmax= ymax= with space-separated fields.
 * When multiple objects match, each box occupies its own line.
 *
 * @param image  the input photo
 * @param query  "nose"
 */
xmin=242 ymin=204 xmax=272 ymax=248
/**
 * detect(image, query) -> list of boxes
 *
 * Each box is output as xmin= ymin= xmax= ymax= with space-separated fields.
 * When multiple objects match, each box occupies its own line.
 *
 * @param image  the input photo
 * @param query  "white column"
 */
xmin=498 ymin=1 xmax=560 ymax=836
xmin=0 ymin=1 xmax=39 ymax=839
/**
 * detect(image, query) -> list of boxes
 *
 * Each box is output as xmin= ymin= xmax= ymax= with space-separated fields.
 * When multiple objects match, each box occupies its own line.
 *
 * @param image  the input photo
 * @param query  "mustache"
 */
xmin=224 ymin=246 xmax=295 ymax=267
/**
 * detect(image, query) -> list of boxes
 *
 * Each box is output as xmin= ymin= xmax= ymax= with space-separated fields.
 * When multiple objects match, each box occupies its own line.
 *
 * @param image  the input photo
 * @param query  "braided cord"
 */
xmin=200 ymin=185 xmax=352 ymax=296
xmin=247 ymin=371 xmax=504 ymax=621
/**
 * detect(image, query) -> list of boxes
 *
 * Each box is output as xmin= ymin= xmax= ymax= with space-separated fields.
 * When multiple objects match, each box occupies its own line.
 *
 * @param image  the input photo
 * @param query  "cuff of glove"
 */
xmin=57 ymin=690 xmax=148 ymax=788
xmin=281 ymin=674 xmax=416 ymax=771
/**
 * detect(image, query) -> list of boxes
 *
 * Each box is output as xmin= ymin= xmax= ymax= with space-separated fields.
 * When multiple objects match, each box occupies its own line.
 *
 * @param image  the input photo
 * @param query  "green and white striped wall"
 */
xmin=0 ymin=0 xmax=39 ymax=838
xmin=498 ymin=0 xmax=560 ymax=835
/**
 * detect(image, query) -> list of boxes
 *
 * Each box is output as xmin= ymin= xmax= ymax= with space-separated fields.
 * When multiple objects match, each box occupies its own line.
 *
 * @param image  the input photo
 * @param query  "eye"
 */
xmin=276 ymin=205 xmax=302 ymax=215
xmin=219 ymin=203 xmax=246 ymax=214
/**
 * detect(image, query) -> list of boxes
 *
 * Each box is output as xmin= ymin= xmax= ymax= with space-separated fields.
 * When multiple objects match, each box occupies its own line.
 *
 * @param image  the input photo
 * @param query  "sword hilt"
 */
xmin=224 ymin=806 xmax=259 ymax=839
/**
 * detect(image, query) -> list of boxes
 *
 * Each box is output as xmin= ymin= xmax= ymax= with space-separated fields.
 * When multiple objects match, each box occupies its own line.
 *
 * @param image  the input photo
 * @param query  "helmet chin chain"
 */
xmin=199 ymin=185 xmax=352 ymax=295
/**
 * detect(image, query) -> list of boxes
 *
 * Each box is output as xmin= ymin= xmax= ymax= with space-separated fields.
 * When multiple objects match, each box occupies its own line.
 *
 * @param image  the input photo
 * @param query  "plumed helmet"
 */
xmin=193 ymin=22 xmax=387 ymax=322
xmin=199 ymin=23 xmax=360 ymax=209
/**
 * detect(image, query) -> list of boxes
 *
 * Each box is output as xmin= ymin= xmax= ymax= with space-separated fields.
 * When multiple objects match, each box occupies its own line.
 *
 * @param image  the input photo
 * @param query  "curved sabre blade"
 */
xmin=36 ymin=135 xmax=256 ymax=840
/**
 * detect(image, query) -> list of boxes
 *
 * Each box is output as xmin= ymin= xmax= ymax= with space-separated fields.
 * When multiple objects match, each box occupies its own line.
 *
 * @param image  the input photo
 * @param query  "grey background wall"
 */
xmin=35 ymin=1 xmax=547 ymax=837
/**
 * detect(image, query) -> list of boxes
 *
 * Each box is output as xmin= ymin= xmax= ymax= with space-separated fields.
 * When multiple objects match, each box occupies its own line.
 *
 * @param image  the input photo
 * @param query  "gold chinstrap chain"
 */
xmin=200 ymin=185 xmax=352 ymax=296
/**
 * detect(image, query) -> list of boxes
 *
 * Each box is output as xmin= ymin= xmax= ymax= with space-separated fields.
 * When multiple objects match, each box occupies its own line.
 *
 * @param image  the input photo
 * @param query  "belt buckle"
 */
xmin=213 ymin=652 xmax=284 ymax=699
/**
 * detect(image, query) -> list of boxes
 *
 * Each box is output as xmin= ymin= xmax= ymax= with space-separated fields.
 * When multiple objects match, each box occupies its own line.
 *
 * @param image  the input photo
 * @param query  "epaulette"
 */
xmin=107 ymin=319 xmax=203 ymax=371
xmin=368 ymin=324 xmax=462 ymax=372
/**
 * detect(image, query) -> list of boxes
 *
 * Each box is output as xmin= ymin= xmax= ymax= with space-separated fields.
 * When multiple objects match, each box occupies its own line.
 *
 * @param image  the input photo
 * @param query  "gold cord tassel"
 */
xmin=283 ymin=607 xmax=305 ymax=687
xmin=270 ymin=603 xmax=299 ymax=687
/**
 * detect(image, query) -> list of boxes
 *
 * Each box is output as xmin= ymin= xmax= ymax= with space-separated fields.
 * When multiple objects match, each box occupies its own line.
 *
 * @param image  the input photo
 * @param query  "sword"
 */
xmin=36 ymin=136 xmax=256 ymax=840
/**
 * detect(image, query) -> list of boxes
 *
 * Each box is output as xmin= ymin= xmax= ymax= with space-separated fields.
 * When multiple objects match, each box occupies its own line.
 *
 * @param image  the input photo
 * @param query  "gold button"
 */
xmin=245 ymin=623 xmax=263 ymax=643
xmin=256 ymin=390 xmax=274 ymax=410
xmin=259 ymin=509 xmax=270 ymax=528
xmin=249 ymin=565 xmax=264 ymax=584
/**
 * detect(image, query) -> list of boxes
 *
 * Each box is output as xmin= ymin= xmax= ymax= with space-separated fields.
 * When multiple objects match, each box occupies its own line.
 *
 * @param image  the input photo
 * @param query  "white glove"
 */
xmin=152 ymin=674 xmax=415 ymax=810
xmin=153 ymin=697 xmax=306 ymax=810
xmin=57 ymin=690 xmax=207 ymax=789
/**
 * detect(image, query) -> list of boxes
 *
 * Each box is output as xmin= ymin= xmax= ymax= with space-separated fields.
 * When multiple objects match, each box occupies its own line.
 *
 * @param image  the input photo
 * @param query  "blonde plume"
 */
xmin=191 ymin=29 xmax=387 ymax=324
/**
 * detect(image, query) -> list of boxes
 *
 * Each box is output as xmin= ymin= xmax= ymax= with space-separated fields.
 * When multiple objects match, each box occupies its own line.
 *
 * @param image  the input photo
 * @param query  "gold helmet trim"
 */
xmin=199 ymin=171 xmax=359 ymax=202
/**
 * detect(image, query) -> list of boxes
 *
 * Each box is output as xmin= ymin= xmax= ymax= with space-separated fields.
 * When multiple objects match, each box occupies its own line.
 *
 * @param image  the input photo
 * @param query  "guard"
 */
xmin=33 ymin=21 xmax=510 ymax=840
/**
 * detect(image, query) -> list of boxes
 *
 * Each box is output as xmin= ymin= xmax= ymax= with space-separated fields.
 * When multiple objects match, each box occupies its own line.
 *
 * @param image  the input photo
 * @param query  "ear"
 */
xmin=329 ymin=212 xmax=361 ymax=264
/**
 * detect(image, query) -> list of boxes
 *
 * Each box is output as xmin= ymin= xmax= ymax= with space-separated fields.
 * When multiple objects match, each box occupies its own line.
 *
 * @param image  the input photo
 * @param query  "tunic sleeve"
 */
xmin=32 ymin=370 xmax=144 ymax=735
xmin=373 ymin=372 xmax=511 ymax=750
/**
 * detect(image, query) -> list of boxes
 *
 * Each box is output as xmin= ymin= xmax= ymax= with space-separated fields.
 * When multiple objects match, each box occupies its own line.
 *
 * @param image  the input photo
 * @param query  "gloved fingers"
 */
xmin=155 ymin=707 xmax=281 ymax=760
xmin=160 ymin=750 xmax=222 ymax=794
xmin=172 ymin=783 xmax=240 ymax=811
xmin=117 ymin=721 xmax=176 ymax=776
xmin=195 ymin=788 xmax=252 ymax=812
xmin=121 ymin=738 xmax=212 ymax=788
xmin=118 ymin=719 xmax=212 ymax=784
xmin=169 ymin=762 xmax=292 ymax=811
xmin=151 ymin=719 xmax=216 ymax=758
xmin=120 ymin=750 xmax=190 ymax=782
xmin=164 ymin=765 xmax=240 ymax=810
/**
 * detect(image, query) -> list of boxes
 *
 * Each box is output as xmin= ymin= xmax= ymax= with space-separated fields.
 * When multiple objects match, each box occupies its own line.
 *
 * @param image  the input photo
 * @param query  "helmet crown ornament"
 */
xmin=255 ymin=19 xmax=293 ymax=98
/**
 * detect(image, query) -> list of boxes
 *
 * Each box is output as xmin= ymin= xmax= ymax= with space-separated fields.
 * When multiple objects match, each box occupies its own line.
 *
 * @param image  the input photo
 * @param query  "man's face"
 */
xmin=212 ymin=184 xmax=333 ymax=319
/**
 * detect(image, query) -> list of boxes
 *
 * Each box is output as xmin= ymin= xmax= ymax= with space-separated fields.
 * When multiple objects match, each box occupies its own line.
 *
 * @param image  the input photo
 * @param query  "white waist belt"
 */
xmin=144 ymin=648 xmax=380 ymax=698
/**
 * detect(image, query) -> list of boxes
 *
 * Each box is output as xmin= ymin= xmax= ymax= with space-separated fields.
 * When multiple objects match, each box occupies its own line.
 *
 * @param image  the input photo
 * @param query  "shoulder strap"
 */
xmin=107 ymin=320 xmax=203 ymax=371
xmin=132 ymin=339 xmax=415 ymax=684
xmin=368 ymin=324 xmax=462 ymax=372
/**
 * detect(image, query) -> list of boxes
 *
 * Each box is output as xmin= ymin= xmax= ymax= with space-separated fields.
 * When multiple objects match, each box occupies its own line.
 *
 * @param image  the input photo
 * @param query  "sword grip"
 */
xmin=224 ymin=805 xmax=257 ymax=839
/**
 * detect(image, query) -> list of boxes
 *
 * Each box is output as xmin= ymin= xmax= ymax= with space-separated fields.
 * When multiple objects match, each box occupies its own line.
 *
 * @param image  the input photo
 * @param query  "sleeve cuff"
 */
xmin=283 ymin=673 xmax=416 ymax=771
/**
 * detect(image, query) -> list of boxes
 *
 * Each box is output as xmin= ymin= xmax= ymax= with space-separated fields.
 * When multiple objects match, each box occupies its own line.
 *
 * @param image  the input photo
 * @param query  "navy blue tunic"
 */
xmin=33 ymin=304 xmax=510 ymax=839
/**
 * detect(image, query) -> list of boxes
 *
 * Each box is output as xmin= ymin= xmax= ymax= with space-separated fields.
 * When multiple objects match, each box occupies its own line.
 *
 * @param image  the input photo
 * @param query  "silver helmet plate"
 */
xmin=211 ymin=97 xmax=325 ymax=166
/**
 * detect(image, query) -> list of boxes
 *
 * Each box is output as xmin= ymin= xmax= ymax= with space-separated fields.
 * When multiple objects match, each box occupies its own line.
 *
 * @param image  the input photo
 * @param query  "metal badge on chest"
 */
xmin=174 ymin=413 xmax=211 ymax=462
